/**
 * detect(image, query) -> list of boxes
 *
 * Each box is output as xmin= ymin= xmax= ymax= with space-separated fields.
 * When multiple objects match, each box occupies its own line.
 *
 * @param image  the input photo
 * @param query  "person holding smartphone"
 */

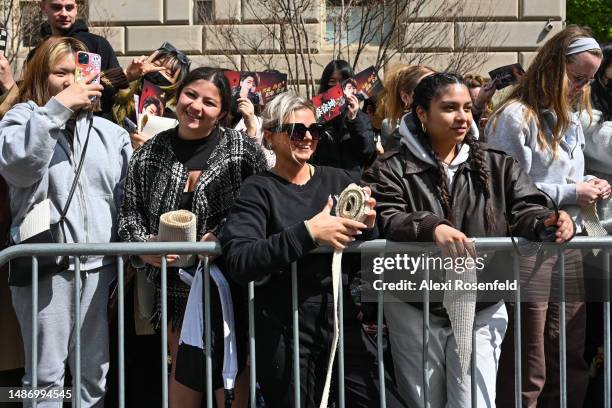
xmin=0 ymin=36 xmax=131 ymax=407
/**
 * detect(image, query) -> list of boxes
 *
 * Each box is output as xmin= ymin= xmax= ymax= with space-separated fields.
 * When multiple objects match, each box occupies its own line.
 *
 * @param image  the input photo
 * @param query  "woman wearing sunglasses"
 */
xmin=114 ymin=42 xmax=191 ymax=148
xmin=219 ymin=92 xmax=402 ymax=407
xmin=486 ymin=26 xmax=609 ymax=408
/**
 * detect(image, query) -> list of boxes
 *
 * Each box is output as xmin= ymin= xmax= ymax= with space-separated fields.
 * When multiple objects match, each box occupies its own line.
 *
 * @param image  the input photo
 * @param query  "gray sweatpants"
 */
xmin=385 ymin=300 xmax=508 ymax=408
xmin=11 ymin=265 xmax=116 ymax=408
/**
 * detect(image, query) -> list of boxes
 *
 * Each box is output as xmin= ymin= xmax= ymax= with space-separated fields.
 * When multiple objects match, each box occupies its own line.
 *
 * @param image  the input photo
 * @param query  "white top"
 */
xmin=234 ymin=116 xmax=276 ymax=168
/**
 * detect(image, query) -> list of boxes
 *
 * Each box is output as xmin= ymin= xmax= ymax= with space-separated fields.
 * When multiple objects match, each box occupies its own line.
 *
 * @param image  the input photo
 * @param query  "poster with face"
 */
xmin=312 ymin=85 xmax=345 ymax=123
xmin=139 ymin=80 xmax=166 ymax=117
xmin=488 ymin=63 xmax=526 ymax=90
xmin=224 ymin=71 xmax=288 ymax=106
xmin=351 ymin=66 xmax=383 ymax=99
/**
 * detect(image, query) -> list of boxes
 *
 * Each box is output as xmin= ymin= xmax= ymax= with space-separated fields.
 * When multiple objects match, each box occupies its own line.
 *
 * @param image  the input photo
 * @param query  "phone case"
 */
xmin=0 ymin=28 xmax=8 ymax=55
xmin=75 ymin=51 xmax=101 ymax=84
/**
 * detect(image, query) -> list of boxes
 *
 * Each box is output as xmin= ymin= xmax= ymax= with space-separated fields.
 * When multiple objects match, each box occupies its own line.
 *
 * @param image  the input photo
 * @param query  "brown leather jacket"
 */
xmin=362 ymin=144 xmax=554 ymax=244
xmin=362 ymin=140 xmax=556 ymax=314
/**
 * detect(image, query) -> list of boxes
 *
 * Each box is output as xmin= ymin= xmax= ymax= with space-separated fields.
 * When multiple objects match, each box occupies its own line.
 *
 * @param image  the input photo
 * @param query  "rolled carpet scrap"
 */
xmin=159 ymin=210 xmax=197 ymax=267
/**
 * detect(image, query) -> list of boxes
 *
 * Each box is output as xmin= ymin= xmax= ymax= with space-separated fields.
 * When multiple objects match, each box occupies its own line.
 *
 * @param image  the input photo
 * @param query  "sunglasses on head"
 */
xmin=159 ymin=42 xmax=191 ymax=67
xmin=273 ymin=123 xmax=324 ymax=141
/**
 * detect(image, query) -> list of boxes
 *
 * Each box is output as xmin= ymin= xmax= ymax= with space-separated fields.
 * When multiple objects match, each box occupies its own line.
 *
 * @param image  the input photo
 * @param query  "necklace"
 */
xmin=295 ymin=164 xmax=314 ymax=186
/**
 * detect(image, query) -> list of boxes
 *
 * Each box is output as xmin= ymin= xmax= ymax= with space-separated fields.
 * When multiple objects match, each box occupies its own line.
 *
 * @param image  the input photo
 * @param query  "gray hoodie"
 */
xmin=485 ymin=101 xmax=593 ymax=227
xmin=0 ymin=97 xmax=132 ymax=270
xmin=398 ymin=112 xmax=472 ymax=185
xmin=580 ymin=108 xmax=612 ymax=233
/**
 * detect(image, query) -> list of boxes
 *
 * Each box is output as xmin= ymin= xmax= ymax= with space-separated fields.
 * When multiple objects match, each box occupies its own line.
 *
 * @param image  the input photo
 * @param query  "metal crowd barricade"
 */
xmin=0 ymin=237 xmax=611 ymax=408
xmin=0 ymin=242 xmax=220 ymax=408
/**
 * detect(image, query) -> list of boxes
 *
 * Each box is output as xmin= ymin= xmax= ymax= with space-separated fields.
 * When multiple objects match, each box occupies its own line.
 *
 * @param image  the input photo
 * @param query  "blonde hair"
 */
xmin=261 ymin=92 xmax=315 ymax=130
xmin=464 ymin=73 xmax=494 ymax=116
xmin=18 ymin=36 xmax=87 ymax=106
xmin=463 ymin=74 xmax=488 ymax=88
xmin=489 ymin=25 xmax=602 ymax=157
xmin=376 ymin=64 xmax=434 ymax=128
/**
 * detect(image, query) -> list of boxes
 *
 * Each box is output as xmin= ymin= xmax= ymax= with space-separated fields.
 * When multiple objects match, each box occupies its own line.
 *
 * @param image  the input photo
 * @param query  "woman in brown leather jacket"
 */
xmin=362 ymin=72 xmax=575 ymax=408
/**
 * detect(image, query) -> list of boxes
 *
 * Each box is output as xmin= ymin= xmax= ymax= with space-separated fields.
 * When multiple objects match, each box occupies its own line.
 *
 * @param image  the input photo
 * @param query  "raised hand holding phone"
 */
xmin=0 ymin=28 xmax=15 ymax=93
xmin=55 ymin=69 xmax=103 ymax=111
xmin=75 ymin=51 xmax=101 ymax=106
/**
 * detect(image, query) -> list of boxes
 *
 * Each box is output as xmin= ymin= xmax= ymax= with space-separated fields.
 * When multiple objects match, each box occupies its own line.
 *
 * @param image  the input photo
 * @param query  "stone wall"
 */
xmin=83 ymin=0 xmax=565 ymax=81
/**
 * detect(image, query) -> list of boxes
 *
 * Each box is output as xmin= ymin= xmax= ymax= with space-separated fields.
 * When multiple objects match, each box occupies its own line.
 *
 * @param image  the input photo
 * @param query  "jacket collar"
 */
xmin=398 ymin=113 xmax=473 ymax=174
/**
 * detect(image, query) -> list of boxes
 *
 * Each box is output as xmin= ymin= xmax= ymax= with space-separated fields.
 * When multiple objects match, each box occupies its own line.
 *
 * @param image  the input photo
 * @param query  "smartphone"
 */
xmin=123 ymin=117 xmax=138 ymax=134
xmin=75 ymin=51 xmax=101 ymax=83
xmin=0 ymin=28 xmax=8 ymax=55
xmin=75 ymin=51 xmax=101 ymax=104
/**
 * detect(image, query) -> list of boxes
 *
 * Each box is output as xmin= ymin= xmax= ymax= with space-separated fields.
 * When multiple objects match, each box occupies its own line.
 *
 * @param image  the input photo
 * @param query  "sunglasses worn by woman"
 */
xmin=272 ymin=122 xmax=325 ymax=141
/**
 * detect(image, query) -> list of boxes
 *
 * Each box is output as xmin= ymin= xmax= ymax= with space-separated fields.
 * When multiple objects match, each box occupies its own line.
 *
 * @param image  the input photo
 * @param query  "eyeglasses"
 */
xmin=272 ymin=123 xmax=324 ymax=141
xmin=159 ymin=42 xmax=191 ymax=68
xmin=567 ymin=68 xmax=595 ymax=88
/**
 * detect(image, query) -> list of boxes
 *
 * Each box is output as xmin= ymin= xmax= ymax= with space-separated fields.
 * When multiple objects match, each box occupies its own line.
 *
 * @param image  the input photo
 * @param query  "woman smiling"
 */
xmin=118 ymin=67 xmax=268 ymax=407
xmin=219 ymin=92 xmax=404 ymax=407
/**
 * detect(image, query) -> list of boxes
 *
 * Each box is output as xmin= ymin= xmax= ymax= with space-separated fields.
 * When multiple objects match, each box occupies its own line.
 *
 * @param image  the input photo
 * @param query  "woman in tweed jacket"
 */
xmin=118 ymin=67 xmax=267 ymax=406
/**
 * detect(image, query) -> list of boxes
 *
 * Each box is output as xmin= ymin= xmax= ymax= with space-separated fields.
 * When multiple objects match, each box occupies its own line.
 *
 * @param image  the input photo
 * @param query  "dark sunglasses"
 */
xmin=273 ymin=123 xmax=324 ymax=141
xmin=159 ymin=42 xmax=191 ymax=67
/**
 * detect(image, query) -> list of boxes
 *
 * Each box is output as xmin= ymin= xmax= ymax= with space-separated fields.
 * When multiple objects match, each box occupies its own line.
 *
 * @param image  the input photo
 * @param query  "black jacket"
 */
xmin=310 ymin=109 xmax=375 ymax=180
xmin=362 ymin=144 xmax=553 ymax=242
xmin=28 ymin=20 xmax=120 ymax=71
xmin=361 ymin=122 xmax=556 ymax=314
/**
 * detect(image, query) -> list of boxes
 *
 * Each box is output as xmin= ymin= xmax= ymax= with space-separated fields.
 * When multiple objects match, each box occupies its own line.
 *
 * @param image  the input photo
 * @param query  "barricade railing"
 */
xmin=0 ymin=237 xmax=610 ymax=408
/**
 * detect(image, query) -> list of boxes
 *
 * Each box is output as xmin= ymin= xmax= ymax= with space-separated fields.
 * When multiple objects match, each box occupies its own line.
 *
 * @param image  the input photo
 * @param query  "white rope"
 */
xmin=319 ymin=184 xmax=370 ymax=408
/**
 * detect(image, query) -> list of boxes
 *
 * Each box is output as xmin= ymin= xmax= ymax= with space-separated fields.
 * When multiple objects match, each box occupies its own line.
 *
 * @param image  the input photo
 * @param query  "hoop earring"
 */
xmin=421 ymin=122 xmax=427 ymax=134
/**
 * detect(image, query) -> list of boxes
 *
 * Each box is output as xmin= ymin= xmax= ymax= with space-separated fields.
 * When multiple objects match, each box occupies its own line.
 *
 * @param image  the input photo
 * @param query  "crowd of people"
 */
xmin=0 ymin=1 xmax=611 ymax=408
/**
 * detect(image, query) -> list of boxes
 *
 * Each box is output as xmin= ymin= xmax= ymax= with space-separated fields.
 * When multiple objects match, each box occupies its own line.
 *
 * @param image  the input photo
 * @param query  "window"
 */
xmin=194 ymin=0 xmax=214 ymax=23
xmin=325 ymin=0 xmax=393 ymax=45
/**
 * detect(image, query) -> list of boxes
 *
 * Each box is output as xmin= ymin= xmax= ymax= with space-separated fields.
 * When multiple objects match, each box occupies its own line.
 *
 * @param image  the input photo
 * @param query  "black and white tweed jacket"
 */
xmin=118 ymin=125 xmax=268 ymax=264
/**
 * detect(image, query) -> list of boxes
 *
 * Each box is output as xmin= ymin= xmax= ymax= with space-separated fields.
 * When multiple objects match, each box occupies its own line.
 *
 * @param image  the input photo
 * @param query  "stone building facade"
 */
xmin=19 ymin=0 xmax=567 ymax=84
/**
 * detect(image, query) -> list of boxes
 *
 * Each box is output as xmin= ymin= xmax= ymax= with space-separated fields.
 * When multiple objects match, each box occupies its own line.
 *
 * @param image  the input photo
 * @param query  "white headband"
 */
xmin=566 ymin=37 xmax=601 ymax=56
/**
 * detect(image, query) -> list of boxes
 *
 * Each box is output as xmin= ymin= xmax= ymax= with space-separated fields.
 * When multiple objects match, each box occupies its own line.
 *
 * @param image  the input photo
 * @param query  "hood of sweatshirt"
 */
xmin=40 ymin=19 xmax=89 ymax=38
xmin=398 ymin=112 xmax=471 ymax=170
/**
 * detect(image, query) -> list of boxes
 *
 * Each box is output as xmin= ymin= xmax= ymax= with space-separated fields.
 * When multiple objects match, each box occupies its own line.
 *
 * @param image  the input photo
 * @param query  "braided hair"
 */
xmin=411 ymin=72 xmax=495 ymax=233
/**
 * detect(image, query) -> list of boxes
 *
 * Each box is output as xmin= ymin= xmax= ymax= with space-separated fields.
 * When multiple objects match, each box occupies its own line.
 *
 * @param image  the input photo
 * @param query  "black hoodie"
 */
xmin=27 ymin=20 xmax=120 ymax=71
